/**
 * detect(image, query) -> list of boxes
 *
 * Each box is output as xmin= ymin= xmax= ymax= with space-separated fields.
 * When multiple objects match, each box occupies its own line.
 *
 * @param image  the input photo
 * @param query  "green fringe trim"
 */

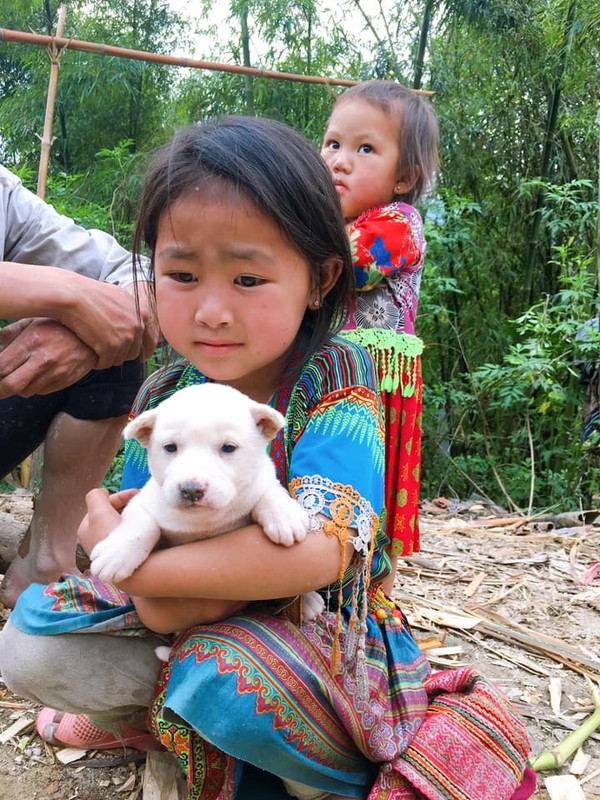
xmin=342 ymin=329 xmax=423 ymax=397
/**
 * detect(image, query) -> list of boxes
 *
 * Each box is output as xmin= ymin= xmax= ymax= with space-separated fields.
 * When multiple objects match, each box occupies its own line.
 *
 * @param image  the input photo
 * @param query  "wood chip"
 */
xmin=55 ymin=747 xmax=89 ymax=764
xmin=0 ymin=715 xmax=34 ymax=744
xmin=116 ymin=773 xmax=137 ymax=792
xmin=409 ymin=606 xmax=481 ymax=630
xmin=424 ymin=645 xmax=464 ymax=657
xmin=544 ymin=774 xmax=586 ymax=799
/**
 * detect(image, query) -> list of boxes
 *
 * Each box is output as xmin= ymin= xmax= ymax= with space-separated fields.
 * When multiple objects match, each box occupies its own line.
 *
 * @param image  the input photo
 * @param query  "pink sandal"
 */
xmin=36 ymin=707 xmax=162 ymax=751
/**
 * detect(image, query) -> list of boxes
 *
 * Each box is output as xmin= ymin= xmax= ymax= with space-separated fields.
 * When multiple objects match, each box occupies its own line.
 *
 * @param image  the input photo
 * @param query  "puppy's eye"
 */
xmin=164 ymin=443 xmax=178 ymax=453
xmin=221 ymin=443 xmax=237 ymax=454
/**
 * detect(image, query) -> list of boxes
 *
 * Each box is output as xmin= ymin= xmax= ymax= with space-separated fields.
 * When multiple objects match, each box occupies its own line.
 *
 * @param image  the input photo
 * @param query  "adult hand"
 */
xmin=63 ymin=280 xmax=158 ymax=370
xmin=78 ymin=487 xmax=139 ymax=557
xmin=0 ymin=318 xmax=97 ymax=398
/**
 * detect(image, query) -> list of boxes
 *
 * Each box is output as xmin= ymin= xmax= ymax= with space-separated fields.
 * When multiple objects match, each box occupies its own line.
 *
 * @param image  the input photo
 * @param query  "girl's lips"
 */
xmin=195 ymin=341 xmax=240 ymax=353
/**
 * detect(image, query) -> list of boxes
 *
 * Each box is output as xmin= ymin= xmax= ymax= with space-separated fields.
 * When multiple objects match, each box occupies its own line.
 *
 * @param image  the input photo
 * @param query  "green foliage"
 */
xmin=421 ymin=233 xmax=599 ymax=511
xmin=2 ymin=0 xmax=599 ymax=510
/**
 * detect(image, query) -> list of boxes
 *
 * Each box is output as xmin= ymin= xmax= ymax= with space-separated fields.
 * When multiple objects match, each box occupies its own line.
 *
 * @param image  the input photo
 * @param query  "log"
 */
xmin=0 ymin=495 xmax=32 ymax=568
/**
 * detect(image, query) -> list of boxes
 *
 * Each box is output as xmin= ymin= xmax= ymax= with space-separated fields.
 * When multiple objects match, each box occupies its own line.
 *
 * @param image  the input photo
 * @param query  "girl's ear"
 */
xmin=311 ymin=257 xmax=342 ymax=307
xmin=394 ymin=167 xmax=420 ymax=197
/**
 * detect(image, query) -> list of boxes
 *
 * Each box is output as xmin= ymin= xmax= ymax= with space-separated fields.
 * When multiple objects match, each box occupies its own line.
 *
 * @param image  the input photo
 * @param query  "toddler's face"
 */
xmin=153 ymin=189 xmax=317 ymax=403
xmin=321 ymin=98 xmax=402 ymax=222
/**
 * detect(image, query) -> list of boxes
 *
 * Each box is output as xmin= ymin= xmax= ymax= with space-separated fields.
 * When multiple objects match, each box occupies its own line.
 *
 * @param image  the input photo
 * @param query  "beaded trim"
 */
xmin=341 ymin=329 xmax=423 ymax=396
xmin=290 ymin=474 xmax=378 ymax=698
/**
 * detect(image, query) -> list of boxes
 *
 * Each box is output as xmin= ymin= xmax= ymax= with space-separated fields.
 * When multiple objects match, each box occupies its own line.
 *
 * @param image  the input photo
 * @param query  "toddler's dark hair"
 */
xmin=133 ymin=116 xmax=353 ymax=360
xmin=333 ymin=80 xmax=440 ymax=204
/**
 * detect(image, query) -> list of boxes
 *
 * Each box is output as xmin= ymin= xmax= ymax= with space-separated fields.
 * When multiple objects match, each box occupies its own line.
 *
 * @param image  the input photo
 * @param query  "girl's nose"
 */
xmin=330 ymin=148 xmax=351 ymax=173
xmin=194 ymin=292 xmax=233 ymax=327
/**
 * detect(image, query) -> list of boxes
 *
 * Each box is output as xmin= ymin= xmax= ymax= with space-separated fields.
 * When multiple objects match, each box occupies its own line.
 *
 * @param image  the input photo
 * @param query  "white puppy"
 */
xmin=89 ymin=383 xmax=324 ymax=622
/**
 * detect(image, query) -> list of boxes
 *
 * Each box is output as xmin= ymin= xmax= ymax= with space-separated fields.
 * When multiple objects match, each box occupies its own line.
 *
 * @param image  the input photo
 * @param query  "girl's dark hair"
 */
xmin=333 ymin=80 xmax=440 ymax=204
xmin=133 ymin=116 xmax=353 ymax=361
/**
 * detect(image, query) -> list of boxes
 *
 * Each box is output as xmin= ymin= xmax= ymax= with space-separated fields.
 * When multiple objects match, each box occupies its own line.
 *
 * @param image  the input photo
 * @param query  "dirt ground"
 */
xmin=0 ymin=492 xmax=599 ymax=800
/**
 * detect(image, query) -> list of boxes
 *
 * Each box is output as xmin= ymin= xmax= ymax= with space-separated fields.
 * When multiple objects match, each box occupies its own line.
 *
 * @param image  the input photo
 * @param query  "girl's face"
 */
xmin=154 ymin=190 xmax=319 ymax=403
xmin=321 ymin=98 xmax=405 ymax=222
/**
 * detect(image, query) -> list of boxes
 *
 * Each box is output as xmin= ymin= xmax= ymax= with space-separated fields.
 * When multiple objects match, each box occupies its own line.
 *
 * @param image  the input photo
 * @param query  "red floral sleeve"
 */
xmin=348 ymin=205 xmax=422 ymax=292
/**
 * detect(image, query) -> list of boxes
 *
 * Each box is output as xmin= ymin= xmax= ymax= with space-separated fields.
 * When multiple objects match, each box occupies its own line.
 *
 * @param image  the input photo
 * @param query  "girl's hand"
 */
xmin=77 ymin=487 xmax=139 ymax=557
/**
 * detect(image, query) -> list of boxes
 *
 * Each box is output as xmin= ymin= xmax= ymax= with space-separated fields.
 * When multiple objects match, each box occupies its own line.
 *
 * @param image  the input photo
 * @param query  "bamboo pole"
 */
xmin=0 ymin=26 xmax=434 ymax=95
xmin=20 ymin=5 xmax=68 ymax=490
xmin=37 ymin=5 xmax=67 ymax=199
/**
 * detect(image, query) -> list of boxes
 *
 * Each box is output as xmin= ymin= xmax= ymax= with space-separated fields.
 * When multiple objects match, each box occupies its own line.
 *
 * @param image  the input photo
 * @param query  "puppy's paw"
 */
xmin=258 ymin=493 xmax=310 ymax=547
xmin=90 ymin=535 xmax=147 ymax=583
xmin=155 ymin=646 xmax=172 ymax=662
xmin=302 ymin=591 xmax=325 ymax=622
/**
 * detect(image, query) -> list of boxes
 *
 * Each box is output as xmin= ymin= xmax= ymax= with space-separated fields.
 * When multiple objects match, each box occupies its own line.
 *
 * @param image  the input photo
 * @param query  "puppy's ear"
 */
xmin=251 ymin=404 xmax=285 ymax=441
xmin=123 ymin=409 xmax=157 ymax=449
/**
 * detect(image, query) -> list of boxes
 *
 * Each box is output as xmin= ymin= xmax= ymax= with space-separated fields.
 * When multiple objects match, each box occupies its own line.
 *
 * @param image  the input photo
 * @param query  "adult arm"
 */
xmin=0 ymin=319 xmax=97 ymax=399
xmin=0 ymin=262 xmax=156 ymax=371
xmin=0 ymin=167 xmax=158 ymax=378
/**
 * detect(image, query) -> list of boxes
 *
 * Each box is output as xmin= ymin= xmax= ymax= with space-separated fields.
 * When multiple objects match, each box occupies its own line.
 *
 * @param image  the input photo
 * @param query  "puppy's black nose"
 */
xmin=180 ymin=483 xmax=205 ymax=502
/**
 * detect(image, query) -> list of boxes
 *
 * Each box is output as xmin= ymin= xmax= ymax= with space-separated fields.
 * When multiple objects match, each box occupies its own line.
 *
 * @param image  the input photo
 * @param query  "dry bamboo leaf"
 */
xmin=116 ymin=773 xmax=137 ymax=792
xmin=544 ymin=774 xmax=586 ymax=800
xmin=142 ymin=750 xmax=184 ymax=800
xmin=412 ymin=607 xmax=481 ymax=630
xmin=569 ymin=746 xmax=591 ymax=776
xmin=550 ymin=676 xmax=563 ymax=715
xmin=464 ymin=572 xmax=486 ymax=597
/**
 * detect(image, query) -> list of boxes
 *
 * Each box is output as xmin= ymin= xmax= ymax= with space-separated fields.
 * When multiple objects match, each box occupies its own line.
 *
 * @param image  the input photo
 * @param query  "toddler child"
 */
xmin=322 ymin=80 xmax=440 ymax=589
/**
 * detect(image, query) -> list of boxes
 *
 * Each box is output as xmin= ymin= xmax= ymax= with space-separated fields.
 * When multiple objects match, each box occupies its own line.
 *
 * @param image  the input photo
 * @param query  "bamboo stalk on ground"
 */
xmin=531 ymin=679 xmax=600 ymax=771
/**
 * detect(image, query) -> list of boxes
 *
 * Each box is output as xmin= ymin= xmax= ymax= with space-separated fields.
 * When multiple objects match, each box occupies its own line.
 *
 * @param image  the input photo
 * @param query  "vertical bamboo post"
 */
xmin=36 ymin=3 xmax=67 ymax=199
xmin=20 ymin=4 xmax=67 ymax=490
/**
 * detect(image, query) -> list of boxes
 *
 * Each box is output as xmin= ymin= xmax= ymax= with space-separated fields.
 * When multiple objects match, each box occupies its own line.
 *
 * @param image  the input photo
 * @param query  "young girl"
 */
xmin=322 ymin=80 xmax=439 ymax=588
xmin=0 ymin=117 xmax=535 ymax=800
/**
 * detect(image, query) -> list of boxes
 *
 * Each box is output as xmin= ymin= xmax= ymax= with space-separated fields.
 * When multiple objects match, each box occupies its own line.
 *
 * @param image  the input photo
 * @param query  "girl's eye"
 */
xmin=235 ymin=275 xmax=264 ymax=288
xmin=164 ymin=443 xmax=178 ymax=453
xmin=358 ymin=144 xmax=373 ymax=154
xmin=170 ymin=272 xmax=197 ymax=284
xmin=221 ymin=443 xmax=237 ymax=454
xmin=324 ymin=140 xmax=339 ymax=151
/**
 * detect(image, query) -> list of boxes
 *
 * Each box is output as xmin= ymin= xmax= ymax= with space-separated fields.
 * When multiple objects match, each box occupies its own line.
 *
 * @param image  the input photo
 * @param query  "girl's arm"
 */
xmin=349 ymin=205 xmax=423 ymax=290
xmin=79 ymin=488 xmax=352 ymax=631
xmin=132 ymin=596 xmax=249 ymax=634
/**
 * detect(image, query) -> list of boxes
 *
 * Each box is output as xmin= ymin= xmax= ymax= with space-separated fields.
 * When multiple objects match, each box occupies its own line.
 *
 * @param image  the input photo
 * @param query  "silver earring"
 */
xmin=312 ymin=299 xmax=321 ymax=309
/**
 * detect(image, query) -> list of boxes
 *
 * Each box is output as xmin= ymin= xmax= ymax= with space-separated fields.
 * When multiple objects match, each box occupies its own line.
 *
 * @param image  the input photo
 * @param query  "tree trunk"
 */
xmin=413 ymin=0 xmax=437 ymax=90
xmin=240 ymin=3 xmax=254 ymax=114
xmin=524 ymin=1 xmax=576 ymax=302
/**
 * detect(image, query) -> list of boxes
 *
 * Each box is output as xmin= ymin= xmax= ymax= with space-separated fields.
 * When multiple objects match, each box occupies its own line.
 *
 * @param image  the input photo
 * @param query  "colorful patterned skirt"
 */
xmin=149 ymin=606 xmax=533 ymax=800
